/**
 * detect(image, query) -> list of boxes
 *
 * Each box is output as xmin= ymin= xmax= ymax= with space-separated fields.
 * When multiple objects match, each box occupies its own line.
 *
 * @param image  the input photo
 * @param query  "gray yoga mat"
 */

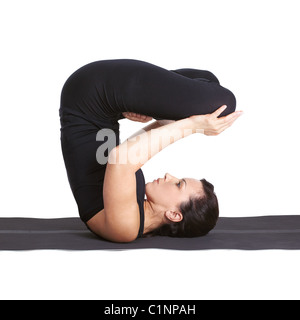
xmin=0 ymin=215 xmax=300 ymax=251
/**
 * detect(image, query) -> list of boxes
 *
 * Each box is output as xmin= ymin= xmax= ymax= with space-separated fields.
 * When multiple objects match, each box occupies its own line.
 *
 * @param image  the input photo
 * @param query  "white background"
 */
xmin=0 ymin=0 xmax=299 ymax=300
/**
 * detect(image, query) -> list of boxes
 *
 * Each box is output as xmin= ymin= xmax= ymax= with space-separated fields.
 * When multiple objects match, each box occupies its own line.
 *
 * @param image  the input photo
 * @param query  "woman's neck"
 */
xmin=143 ymin=200 xmax=165 ymax=235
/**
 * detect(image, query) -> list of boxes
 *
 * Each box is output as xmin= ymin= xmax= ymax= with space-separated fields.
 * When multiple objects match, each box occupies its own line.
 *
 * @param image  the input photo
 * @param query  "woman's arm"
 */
xmin=99 ymin=105 xmax=242 ymax=242
xmin=122 ymin=111 xmax=175 ymax=141
xmin=110 ymin=117 xmax=197 ymax=172
xmin=100 ymin=114 xmax=197 ymax=242
xmin=110 ymin=105 xmax=243 ymax=173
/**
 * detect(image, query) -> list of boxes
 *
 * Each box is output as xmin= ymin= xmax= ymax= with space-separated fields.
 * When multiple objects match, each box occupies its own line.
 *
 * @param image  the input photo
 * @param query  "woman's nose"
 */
xmin=164 ymin=173 xmax=174 ymax=181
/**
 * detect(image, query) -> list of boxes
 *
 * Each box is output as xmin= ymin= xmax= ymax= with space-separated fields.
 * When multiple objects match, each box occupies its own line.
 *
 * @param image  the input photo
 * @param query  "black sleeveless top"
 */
xmin=135 ymin=169 xmax=146 ymax=238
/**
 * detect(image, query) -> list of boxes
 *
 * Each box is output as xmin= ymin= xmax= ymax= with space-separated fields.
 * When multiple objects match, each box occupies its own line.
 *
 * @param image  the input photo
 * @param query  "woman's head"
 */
xmin=144 ymin=173 xmax=219 ymax=237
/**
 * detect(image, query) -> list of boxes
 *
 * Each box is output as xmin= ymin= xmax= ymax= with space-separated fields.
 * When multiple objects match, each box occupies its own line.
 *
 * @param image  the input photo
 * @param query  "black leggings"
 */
xmin=121 ymin=64 xmax=236 ymax=120
xmin=60 ymin=59 xmax=236 ymax=222
xmin=61 ymin=59 xmax=236 ymax=122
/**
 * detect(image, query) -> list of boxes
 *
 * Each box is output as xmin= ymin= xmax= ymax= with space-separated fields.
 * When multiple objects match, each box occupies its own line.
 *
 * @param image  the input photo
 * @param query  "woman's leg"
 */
xmin=170 ymin=68 xmax=220 ymax=84
xmin=119 ymin=60 xmax=236 ymax=121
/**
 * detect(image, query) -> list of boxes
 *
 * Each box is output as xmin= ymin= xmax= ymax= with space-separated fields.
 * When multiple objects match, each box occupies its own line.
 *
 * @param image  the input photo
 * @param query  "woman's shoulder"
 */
xmin=86 ymin=165 xmax=144 ymax=243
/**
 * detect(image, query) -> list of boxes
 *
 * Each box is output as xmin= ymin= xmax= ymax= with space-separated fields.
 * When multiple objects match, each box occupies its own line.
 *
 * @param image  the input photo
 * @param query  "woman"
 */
xmin=59 ymin=59 xmax=242 ymax=243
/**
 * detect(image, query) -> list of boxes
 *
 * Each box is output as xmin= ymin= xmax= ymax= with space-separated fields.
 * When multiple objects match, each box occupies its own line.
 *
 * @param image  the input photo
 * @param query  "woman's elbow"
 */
xmin=109 ymin=233 xmax=137 ymax=243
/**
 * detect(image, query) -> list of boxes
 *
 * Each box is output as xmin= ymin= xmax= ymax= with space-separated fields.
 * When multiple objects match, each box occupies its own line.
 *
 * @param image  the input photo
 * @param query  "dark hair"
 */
xmin=143 ymin=179 xmax=219 ymax=238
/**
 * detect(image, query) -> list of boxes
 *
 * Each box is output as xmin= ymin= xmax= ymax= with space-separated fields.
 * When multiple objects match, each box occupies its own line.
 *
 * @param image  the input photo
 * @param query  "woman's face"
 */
xmin=145 ymin=173 xmax=204 ymax=211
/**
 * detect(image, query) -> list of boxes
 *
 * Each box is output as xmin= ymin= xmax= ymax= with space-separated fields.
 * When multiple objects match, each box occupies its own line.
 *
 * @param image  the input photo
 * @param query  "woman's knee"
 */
xmin=223 ymin=89 xmax=237 ymax=115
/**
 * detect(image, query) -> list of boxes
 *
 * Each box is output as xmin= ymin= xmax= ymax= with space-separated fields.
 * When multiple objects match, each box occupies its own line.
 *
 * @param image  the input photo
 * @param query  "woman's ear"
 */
xmin=165 ymin=210 xmax=183 ymax=223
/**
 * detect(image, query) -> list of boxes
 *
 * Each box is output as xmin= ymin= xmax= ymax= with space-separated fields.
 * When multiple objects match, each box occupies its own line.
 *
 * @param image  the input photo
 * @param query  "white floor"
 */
xmin=1 ymin=249 xmax=299 ymax=300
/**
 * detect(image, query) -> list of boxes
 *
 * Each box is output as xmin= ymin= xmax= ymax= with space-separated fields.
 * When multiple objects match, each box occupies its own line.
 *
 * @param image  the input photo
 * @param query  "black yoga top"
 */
xmin=59 ymin=59 xmax=236 ymax=239
xmin=135 ymin=169 xmax=146 ymax=238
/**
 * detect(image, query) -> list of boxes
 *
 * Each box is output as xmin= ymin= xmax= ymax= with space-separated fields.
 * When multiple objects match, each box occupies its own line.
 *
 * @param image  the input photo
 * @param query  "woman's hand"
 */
xmin=189 ymin=105 xmax=244 ymax=136
xmin=122 ymin=112 xmax=153 ymax=123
